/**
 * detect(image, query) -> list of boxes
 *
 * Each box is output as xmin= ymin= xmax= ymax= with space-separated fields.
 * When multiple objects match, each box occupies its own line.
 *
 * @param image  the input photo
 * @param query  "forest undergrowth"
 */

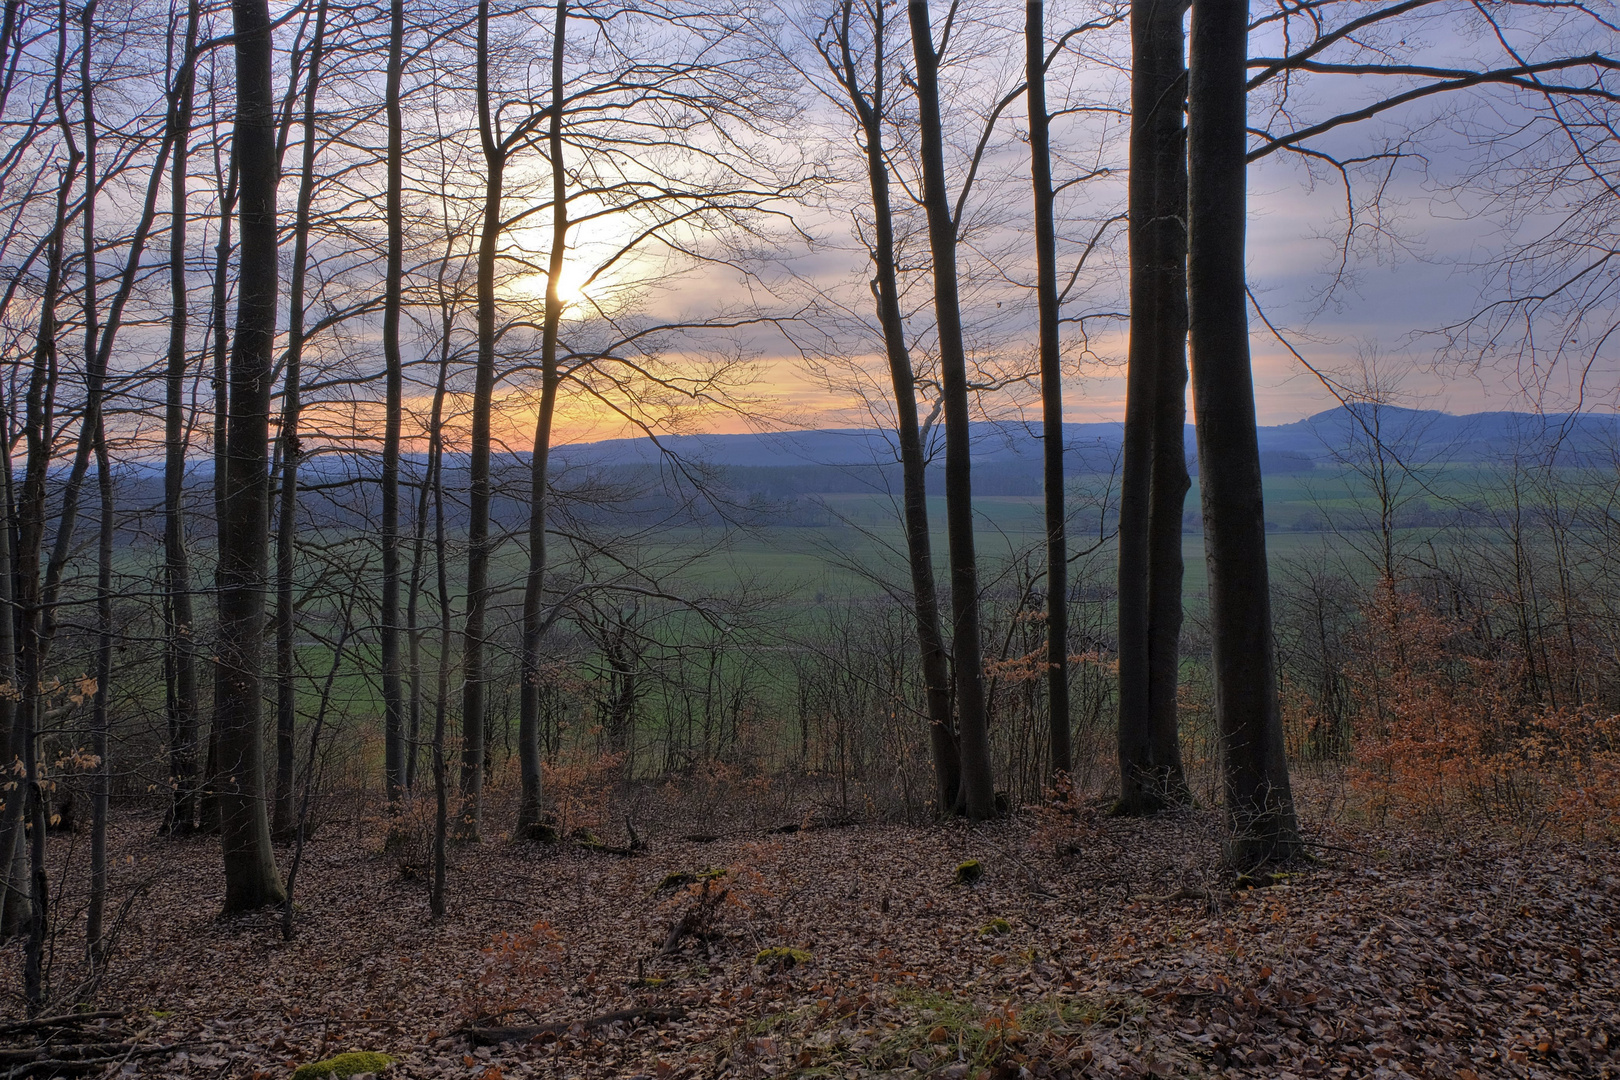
xmin=2 ymin=773 xmax=1616 ymax=1080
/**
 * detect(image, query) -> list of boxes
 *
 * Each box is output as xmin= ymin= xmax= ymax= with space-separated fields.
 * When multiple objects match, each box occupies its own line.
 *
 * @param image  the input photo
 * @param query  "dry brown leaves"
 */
xmin=2 ymin=801 xmax=1615 ymax=1080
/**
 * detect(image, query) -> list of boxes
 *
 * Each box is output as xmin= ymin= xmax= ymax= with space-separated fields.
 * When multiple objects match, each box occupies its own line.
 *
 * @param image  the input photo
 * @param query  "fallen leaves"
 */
xmin=2 ymin=797 xmax=1617 ymax=1079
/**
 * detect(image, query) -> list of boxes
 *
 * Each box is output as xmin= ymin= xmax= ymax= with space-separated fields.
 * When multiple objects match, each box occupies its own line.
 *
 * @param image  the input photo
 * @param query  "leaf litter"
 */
xmin=2 ymin=802 xmax=1615 ymax=1080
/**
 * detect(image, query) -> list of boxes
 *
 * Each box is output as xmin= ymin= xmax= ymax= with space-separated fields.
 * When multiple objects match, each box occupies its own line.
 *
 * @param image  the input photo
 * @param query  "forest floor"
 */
xmin=2 ymin=784 xmax=1617 ymax=1080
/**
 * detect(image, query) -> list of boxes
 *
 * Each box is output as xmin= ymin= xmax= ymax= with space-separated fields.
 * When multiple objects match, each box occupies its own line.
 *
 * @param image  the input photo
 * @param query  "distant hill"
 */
xmin=550 ymin=407 xmax=1620 ymax=476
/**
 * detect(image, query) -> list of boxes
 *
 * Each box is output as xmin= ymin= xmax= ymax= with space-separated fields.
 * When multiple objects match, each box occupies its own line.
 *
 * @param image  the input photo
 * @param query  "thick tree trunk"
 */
xmin=907 ymin=0 xmax=996 ymax=821
xmin=217 ymin=0 xmax=287 ymax=912
xmin=1185 ymin=0 xmax=1301 ymax=867
xmin=1116 ymin=0 xmax=1191 ymax=815
xmin=380 ymin=0 xmax=406 ymax=807
xmin=1025 ymin=0 xmax=1072 ymax=781
xmin=272 ymin=0 xmax=328 ymax=841
xmin=460 ymin=0 xmax=504 ymax=842
xmin=516 ymin=0 xmax=568 ymax=838
xmin=162 ymin=0 xmax=202 ymax=837
xmin=828 ymin=0 xmax=960 ymax=814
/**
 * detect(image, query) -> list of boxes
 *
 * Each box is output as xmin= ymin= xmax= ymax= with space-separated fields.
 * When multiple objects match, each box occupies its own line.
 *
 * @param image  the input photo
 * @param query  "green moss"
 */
xmin=655 ymin=867 xmax=725 ymax=893
xmin=755 ymin=946 xmax=812 ymax=970
xmin=954 ymin=860 xmax=983 ymax=885
xmin=291 ymin=1051 xmax=395 ymax=1080
xmin=979 ymin=917 xmax=1011 ymax=936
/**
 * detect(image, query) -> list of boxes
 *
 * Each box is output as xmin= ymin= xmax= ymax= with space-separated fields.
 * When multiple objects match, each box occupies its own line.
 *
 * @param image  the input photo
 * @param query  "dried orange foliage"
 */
xmin=1340 ymin=579 xmax=1620 ymax=835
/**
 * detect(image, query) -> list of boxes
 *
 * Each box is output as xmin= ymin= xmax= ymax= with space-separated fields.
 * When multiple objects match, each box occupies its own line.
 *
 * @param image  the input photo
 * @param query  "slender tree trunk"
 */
xmin=460 ymin=0 xmax=505 ymax=842
xmin=217 ymin=0 xmax=287 ymax=912
xmin=405 ymin=448 xmax=432 ymax=791
xmin=906 ymin=0 xmax=995 ymax=820
xmin=1025 ymin=0 xmax=1071 ymax=781
xmin=1185 ymin=0 xmax=1300 ymax=867
xmin=0 ymin=0 xmax=31 ymax=929
xmin=1116 ymin=0 xmax=1191 ymax=815
xmin=0 ymin=377 xmax=19 ymax=938
xmin=16 ymin=13 xmax=75 ymax=995
xmin=516 ymin=0 xmax=567 ymax=839
xmin=380 ymin=0 xmax=406 ymax=807
xmin=203 ymin=146 xmax=239 ymax=839
xmin=272 ymin=0 xmax=328 ymax=841
xmin=88 ymin=394 xmax=112 ymax=966
xmin=429 ymin=315 xmax=453 ymax=916
xmin=163 ymin=0 xmax=201 ymax=837
xmin=827 ymin=0 xmax=960 ymax=814
xmin=81 ymin=0 xmax=109 ymax=964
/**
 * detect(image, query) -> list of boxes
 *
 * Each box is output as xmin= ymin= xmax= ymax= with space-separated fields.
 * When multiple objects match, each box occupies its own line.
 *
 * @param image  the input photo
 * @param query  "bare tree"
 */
xmin=1115 ymin=0 xmax=1190 ymax=815
xmin=217 ymin=0 xmax=287 ymax=911
xmin=1186 ymin=0 xmax=1300 ymax=866
xmin=809 ymin=0 xmax=959 ymax=813
xmin=906 ymin=0 xmax=996 ymax=821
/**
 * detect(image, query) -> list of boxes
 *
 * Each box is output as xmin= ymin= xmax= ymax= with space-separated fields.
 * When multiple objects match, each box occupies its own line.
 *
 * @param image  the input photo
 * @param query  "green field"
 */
xmin=634 ymin=462 xmax=1529 ymax=607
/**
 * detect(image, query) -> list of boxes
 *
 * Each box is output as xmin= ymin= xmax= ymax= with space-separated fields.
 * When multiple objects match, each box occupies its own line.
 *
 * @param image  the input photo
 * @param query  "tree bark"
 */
xmin=906 ymin=0 xmax=996 ymax=820
xmin=218 ymin=0 xmax=287 ymax=911
xmin=428 ymin=301 xmax=454 ymax=916
xmin=516 ymin=0 xmax=567 ymax=839
xmin=16 ymin=14 xmax=76 ymax=999
xmin=272 ymin=0 xmax=329 ymax=841
xmin=203 ymin=144 xmax=239 ymax=839
xmin=1025 ymin=0 xmax=1072 ymax=781
xmin=380 ymin=0 xmax=406 ymax=807
xmin=81 ymin=0 xmax=109 ymax=965
xmin=1185 ymin=0 xmax=1301 ymax=867
xmin=824 ymin=0 xmax=960 ymax=814
xmin=162 ymin=0 xmax=202 ymax=837
xmin=459 ymin=0 xmax=506 ymax=843
xmin=1116 ymin=0 xmax=1191 ymax=815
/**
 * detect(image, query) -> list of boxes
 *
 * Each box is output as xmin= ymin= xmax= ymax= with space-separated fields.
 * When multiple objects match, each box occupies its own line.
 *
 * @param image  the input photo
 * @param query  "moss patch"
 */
xmin=954 ymin=860 xmax=984 ymax=885
xmin=291 ymin=1051 xmax=395 ymax=1080
xmin=655 ymin=867 xmax=726 ymax=893
xmin=979 ymin=917 xmax=1011 ymax=937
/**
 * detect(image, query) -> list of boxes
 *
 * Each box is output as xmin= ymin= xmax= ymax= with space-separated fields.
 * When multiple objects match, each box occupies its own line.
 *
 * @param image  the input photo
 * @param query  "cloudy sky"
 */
xmin=755 ymin=0 xmax=1620 ymax=432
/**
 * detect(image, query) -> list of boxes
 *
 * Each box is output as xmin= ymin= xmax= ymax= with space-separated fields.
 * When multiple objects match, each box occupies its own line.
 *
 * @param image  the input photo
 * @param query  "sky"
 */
xmin=460 ymin=0 xmax=1620 ymax=448
xmin=709 ymin=0 xmax=1620 ymax=435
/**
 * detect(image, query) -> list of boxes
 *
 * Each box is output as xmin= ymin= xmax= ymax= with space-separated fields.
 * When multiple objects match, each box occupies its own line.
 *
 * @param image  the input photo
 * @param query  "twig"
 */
xmin=0 ymin=1011 xmax=128 ymax=1037
xmin=1130 ymin=886 xmax=1210 ymax=904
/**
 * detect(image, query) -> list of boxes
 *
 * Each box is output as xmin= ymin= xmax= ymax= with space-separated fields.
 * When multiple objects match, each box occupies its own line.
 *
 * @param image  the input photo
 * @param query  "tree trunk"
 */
xmin=380 ymin=0 xmax=406 ymax=807
xmin=272 ymin=0 xmax=328 ymax=841
xmin=1025 ymin=0 xmax=1072 ymax=781
xmin=826 ymin=0 xmax=960 ymax=814
xmin=15 ymin=17 xmax=75 ymax=993
xmin=428 ymin=307 xmax=454 ymax=917
xmin=162 ymin=0 xmax=202 ymax=837
xmin=461 ymin=0 xmax=505 ymax=842
xmin=88 ymin=389 xmax=112 ymax=967
xmin=906 ymin=0 xmax=995 ymax=820
xmin=81 ymin=0 xmax=109 ymax=964
xmin=0 ymin=375 xmax=21 ymax=938
xmin=217 ymin=0 xmax=287 ymax=912
xmin=203 ymin=145 xmax=239 ymax=839
xmin=1185 ymin=0 xmax=1300 ymax=867
xmin=1116 ymin=0 xmax=1191 ymax=815
xmin=516 ymin=0 xmax=567 ymax=839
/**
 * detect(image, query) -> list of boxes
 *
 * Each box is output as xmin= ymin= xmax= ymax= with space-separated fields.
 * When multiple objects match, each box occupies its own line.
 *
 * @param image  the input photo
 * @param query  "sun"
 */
xmin=509 ymin=261 xmax=590 ymax=314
